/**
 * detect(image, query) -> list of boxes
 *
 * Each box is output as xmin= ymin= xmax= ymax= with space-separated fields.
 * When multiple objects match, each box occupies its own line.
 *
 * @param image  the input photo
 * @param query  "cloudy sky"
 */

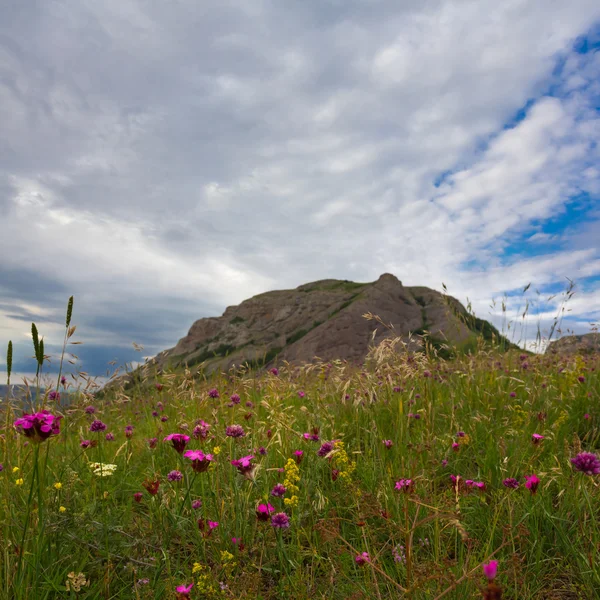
xmin=1 ymin=0 xmax=599 ymax=382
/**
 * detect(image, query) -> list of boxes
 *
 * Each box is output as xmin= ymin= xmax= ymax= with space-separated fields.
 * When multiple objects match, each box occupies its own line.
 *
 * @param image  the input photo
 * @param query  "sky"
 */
xmin=1 ymin=0 xmax=599 ymax=383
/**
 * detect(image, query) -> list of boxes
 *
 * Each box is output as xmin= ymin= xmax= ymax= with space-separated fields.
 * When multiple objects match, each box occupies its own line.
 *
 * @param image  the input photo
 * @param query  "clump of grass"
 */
xmin=0 ymin=300 xmax=599 ymax=599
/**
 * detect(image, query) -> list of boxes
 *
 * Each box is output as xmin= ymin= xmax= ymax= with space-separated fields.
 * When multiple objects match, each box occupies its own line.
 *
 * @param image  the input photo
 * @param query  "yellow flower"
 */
xmin=220 ymin=550 xmax=234 ymax=562
xmin=12 ymin=466 xmax=19 ymax=474
xmin=212 ymin=446 xmax=221 ymax=455
xmin=54 ymin=482 xmax=62 ymax=490
xmin=59 ymin=506 xmax=66 ymax=513
xmin=103 ymin=491 xmax=109 ymax=499
xmin=15 ymin=478 xmax=24 ymax=486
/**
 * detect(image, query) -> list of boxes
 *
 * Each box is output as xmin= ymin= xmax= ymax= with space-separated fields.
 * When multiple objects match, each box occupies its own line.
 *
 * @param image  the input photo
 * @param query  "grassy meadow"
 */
xmin=1 ymin=302 xmax=599 ymax=599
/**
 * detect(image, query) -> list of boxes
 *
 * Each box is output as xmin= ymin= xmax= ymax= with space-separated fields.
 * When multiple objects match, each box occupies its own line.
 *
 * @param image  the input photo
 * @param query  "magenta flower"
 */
xmin=395 ymin=479 xmax=413 ymax=492
xmin=208 ymin=520 xmax=219 ymax=530
xmin=208 ymin=388 xmax=219 ymax=399
xmin=524 ymin=474 xmax=539 ymax=494
xmin=163 ymin=433 xmax=191 ymax=454
xmin=531 ymin=433 xmax=545 ymax=444
xmin=90 ymin=420 xmax=107 ymax=433
xmin=85 ymin=406 xmax=96 ymax=414
xmin=270 ymin=367 xmax=279 ymax=376
xmin=570 ymin=452 xmax=600 ymax=476
xmin=293 ymin=450 xmax=304 ymax=463
xmin=226 ymin=424 xmax=245 ymax=438
xmin=80 ymin=439 xmax=91 ymax=449
xmin=382 ymin=439 xmax=393 ymax=449
xmin=355 ymin=552 xmax=370 ymax=566
xmin=176 ymin=583 xmax=193 ymax=597
xmin=167 ymin=470 xmax=183 ymax=482
xmin=451 ymin=442 xmax=460 ymax=452
xmin=230 ymin=393 xmax=241 ymax=404
xmin=271 ymin=483 xmax=286 ymax=497
xmin=192 ymin=499 xmax=202 ymax=510
xmin=503 ymin=478 xmax=520 ymax=489
xmin=256 ymin=503 xmax=275 ymax=521
xmin=193 ymin=420 xmax=211 ymax=440
xmin=456 ymin=431 xmax=466 ymax=438
xmin=14 ymin=411 xmax=62 ymax=443
xmin=184 ymin=450 xmax=214 ymax=473
xmin=317 ymin=441 xmax=334 ymax=457
xmin=303 ymin=432 xmax=320 ymax=442
xmin=584 ymin=413 xmax=591 ymax=420
xmin=271 ymin=512 xmax=290 ymax=529
xmin=133 ymin=492 xmax=143 ymax=503
xmin=297 ymin=390 xmax=305 ymax=398
xmin=483 ymin=560 xmax=498 ymax=581
xmin=125 ymin=425 xmax=134 ymax=438
xmin=48 ymin=390 xmax=60 ymax=402
xmin=105 ymin=432 xmax=115 ymax=441
xmin=231 ymin=455 xmax=255 ymax=478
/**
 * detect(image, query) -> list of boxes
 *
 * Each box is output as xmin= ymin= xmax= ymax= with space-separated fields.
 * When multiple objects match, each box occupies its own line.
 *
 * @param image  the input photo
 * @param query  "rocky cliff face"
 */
xmin=545 ymin=333 xmax=600 ymax=355
xmin=152 ymin=273 xmax=492 ymax=372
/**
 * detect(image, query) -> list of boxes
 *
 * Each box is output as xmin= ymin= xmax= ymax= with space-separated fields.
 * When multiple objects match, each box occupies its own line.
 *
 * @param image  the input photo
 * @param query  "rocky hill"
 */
xmin=545 ymin=333 xmax=600 ymax=355
xmin=149 ymin=273 xmax=506 ymax=374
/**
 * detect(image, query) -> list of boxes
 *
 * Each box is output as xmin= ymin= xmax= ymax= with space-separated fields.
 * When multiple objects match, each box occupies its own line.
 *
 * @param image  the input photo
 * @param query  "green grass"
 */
xmin=1 ymin=310 xmax=599 ymax=599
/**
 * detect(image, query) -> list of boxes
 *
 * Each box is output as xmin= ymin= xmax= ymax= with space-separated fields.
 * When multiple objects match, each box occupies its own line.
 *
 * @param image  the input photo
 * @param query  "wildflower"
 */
xmin=176 ymin=583 xmax=193 ymax=598
xmin=48 ymin=390 xmax=60 ymax=401
xmin=257 ymin=446 xmax=267 ymax=455
xmin=193 ymin=420 xmax=211 ymax=439
xmin=184 ymin=450 xmax=214 ymax=473
xmin=160 ymin=416 xmax=168 ymax=422
xmin=105 ymin=432 xmax=115 ymax=441
xmin=231 ymin=455 xmax=255 ymax=478
xmin=441 ymin=459 xmax=448 ymax=467
xmin=578 ymin=376 xmax=585 ymax=383
xmin=584 ymin=413 xmax=591 ymax=420
xmin=142 ymin=478 xmax=160 ymax=495
xmin=355 ymin=552 xmax=370 ymax=566
xmin=208 ymin=520 xmax=219 ymax=530
xmin=383 ymin=439 xmax=393 ymax=449
xmin=66 ymin=572 xmax=88 ymax=592
xmin=125 ymin=425 xmax=134 ymax=438
xmin=503 ymin=478 xmax=520 ymax=489
xmin=451 ymin=442 xmax=460 ymax=452
xmin=80 ymin=439 xmax=91 ymax=449
xmin=298 ymin=390 xmax=305 ymax=398
xmin=226 ymin=424 xmax=245 ymax=438
xmin=152 ymin=410 xmax=159 ymax=417
xmin=167 ymin=470 xmax=183 ymax=482
xmin=395 ymin=479 xmax=413 ymax=492
xmin=483 ymin=560 xmax=498 ymax=580
xmin=60 ymin=376 xmax=67 ymax=386
xmin=331 ymin=469 xmax=340 ymax=481
xmin=15 ymin=478 xmax=24 ymax=486
xmin=256 ymin=503 xmax=275 ymax=521
xmin=271 ymin=483 xmax=286 ymax=497
xmin=271 ymin=512 xmax=290 ymax=529
xmin=270 ymin=367 xmax=279 ymax=376
xmin=90 ymin=420 xmax=107 ymax=432
xmin=317 ymin=441 xmax=334 ymax=457
xmin=137 ymin=578 xmax=150 ymax=586
xmin=303 ymin=432 xmax=320 ymax=442
xmin=163 ymin=433 xmax=190 ymax=454
xmin=14 ymin=411 xmax=61 ymax=443
xmin=133 ymin=492 xmax=143 ymax=503
xmin=393 ymin=545 xmax=406 ymax=563
xmin=213 ymin=446 xmax=221 ymax=455
xmin=59 ymin=506 xmax=66 ymax=513
xmin=208 ymin=388 xmax=220 ymax=399
xmin=54 ymin=482 xmax=62 ymax=490
xmin=0 ymin=464 xmax=3 ymax=472
xmin=12 ymin=467 xmax=19 ymax=473
xmin=155 ymin=383 xmax=163 ymax=391
xmin=293 ymin=450 xmax=304 ymax=463
xmin=85 ymin=406 xmax=96 ymax=414
xmin=192 ymin=499 xmax=202 ymax=509
xmin=524 ymin=474 xmax=539 ymax=494
xmin=90 ymin=463 xmax=117 ymax=477
xmin=531 ymin=433 xmax=544 ymax=444
xmin=148 ymin=437 xmax=158 ymax=449
xmin=509 ymin=392 xmax=516 ymax=398
xmin=570 ymin=452 xmax=600 ymax=476
xmin=456 ymin=431 xmax=466 ymax=438
xmin=245 ymin=400 xmax=254 ymax=408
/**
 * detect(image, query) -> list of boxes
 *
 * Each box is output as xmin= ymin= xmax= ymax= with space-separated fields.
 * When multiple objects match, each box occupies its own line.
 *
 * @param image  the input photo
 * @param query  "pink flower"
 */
xmin=355 ymin=552 xmax=370 ymax=566
xmin=176 ymin=583 xmax=193 ymax=597
xmin=524 ymin=474 xmax=539 ymax=494
xmin=293 ymin=450 xmax=304 ymax=463
xmin=184 ymin=449 xmax=214 ymax=473
xmin=256 ymin=503 xmax=275 ymax=521
xmin=133 ymin=492 xmax=143 ymax=503
xmin=395 ymin=479 xmax=413 ymax=492
xmin=531 ymin=433 xmax=545 ymax=444
xmin=163 ymin=433 xmax=190 ymax=454
xmin=451 ymin=442 xmax=460 ymax=452
xmin=383 ymin=439 xmax=393 ymax=449
xmin=482 ymin=560 xmax=498 ymax=581
xmin=231 ymin=455 xmax=255 ymax=478
xmin=226 ymin=424 xmax=245 ymax=438
xmin=271 ymin=512 xmax=290 ymax=529
xmin=14 ymin=411 xmax=61 ymax=443
xmin=208 ymin=521 xmax=219 ymax=530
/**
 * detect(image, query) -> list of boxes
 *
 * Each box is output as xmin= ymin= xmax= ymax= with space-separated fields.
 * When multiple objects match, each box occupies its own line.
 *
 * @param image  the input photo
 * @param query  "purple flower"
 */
xmin=441 ymin=459 xmax=448 ymax=467
xmin=270 ymin=367 xmax=279 ymax=376
xmin=245 ymin=400 xmax=254 ymax=408
xmin=303 ymin=432 xmax=320 ymax=442
xmin=230 ymin=394 xmax=241 ymax=404
xmin=90 ymin=420 xmax=107 ymax=433
xmin=271 ymin=512 xmax=290 ymax=529
xmin=483 ymin=560 xmax=498 ymax=581
xmin=208 ymin=388 xmax=219 ymax=399
xmin=271 ymin=483 xmax=286 ymax=497
xmin=503 ymin=478 xmax=520 ymax=489
xmin=163 ymin=433 xmax=191 ymax=454
xmin=456 ymin=431 xmax=466 ymax=438
xmin=355 ymin=552 xmax=370 ymax=566
xmin=48 ymin=390 xmax=60 ymax=402
xmin=125 ymin=425 xmax=134 ymax=438
xmin=570 ymin=452 xmax=600 ymax=476
xmin=184 ymin=450 xmax=214 ymax=473
xmin=148 ymin=437 xmax=158 ymax=449
xmin=14 ymin=411 xmax=62 ymax=443
xmin=80 ymin=439 xmax=91 ymax=449
xmin=152 ymin=411 xmax=159 ymax=417
xmin=382 ymin=439 xmax=393 ymax=449
xmin=192 ymin=499 xmax=202 ymax=510
xmin=193 ymin=420 xmax=210 ymax=440
xmin=317 ymin=441 xmax=334 ymax=457
xmin=231 ymin=455 xmax=255 ymax=477
xmin=160 ymin=416 xmax=168 ymax=422
xmin=256 ymin=503 xmax=275 ymax=521
xmin=226 ymin=425 xmax=245 ymax=438
xmin=257 ymin=446 xmax=267 ymax=455
xmin=60 ymin=376 xmax=67 ymax=386
xmin=167 ymin=470 xmax=183 ymax=482
xmin=85 ymin=406 xmax=96 ymax=415
xmin=105 ymin=432 xmax=115 ymax=441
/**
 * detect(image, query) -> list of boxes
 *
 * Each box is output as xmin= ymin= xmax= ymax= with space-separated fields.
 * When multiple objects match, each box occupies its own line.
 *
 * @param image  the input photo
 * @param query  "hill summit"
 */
xmin=152 ymin=273 xmax=504 ymax=373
